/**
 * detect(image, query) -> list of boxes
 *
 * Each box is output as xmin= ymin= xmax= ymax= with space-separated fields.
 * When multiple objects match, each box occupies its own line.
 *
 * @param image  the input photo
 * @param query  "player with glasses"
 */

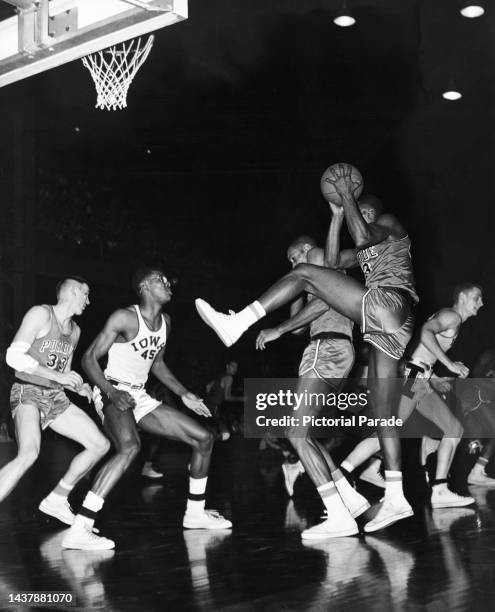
xmin=61 ymin=267 xmax=232 ymax=550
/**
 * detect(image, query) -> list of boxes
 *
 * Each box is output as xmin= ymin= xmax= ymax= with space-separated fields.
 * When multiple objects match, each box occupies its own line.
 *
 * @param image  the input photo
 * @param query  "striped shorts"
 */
xmin=361 ymin=288 xmax=414 ymax=360
xmin=10 ymin=382 xmax=70 ymax=430
xmin=299 ymin=338 xmax=354 ymax=388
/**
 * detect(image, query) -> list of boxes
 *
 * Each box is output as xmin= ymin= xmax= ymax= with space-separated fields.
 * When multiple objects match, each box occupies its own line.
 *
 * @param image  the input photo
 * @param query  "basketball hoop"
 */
xmin=82 ymin=35 xmax=154 ymax=111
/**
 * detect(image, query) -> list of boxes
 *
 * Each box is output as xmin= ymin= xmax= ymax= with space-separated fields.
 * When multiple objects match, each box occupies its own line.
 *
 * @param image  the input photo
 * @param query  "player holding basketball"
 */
xmin=2 ymin=277 xmax=112 ymax=549
xmin=196 ymin=163 xmax=417 ymax=533
xmin=255 ymin=214 xmax=370 ymax=539
xmin=67 ymin=268 xmax=231 ymax=550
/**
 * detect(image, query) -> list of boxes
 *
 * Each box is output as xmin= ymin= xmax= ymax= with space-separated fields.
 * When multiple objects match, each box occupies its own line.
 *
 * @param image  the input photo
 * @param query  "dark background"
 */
xmin=0 ymin=0 xmax=494 ymax=391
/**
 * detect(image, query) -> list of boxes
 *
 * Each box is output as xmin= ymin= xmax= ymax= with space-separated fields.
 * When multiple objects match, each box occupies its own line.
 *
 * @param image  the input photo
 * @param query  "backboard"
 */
xmin=0 ymin=0 xmax=188 ymax=88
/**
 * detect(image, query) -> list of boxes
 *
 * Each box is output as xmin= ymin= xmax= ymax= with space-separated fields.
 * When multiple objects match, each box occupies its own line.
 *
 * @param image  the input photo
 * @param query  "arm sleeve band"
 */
xmin=6 ymin=342 xmax=39 ymax=374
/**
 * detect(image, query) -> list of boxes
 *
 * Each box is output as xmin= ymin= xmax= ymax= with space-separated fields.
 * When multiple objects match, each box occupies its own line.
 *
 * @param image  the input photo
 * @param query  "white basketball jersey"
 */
xmin=105 ymin=305 xmax=167 ymax=385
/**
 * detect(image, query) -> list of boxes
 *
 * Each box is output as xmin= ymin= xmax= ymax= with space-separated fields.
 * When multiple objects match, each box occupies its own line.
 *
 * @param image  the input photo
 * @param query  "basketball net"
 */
xmin=82 ymin=35 xmax=154 ymax=111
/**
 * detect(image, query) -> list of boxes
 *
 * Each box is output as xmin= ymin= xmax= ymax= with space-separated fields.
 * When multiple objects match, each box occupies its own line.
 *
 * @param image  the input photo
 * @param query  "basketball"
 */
xmin=320 ymin=162 xmax=364 ymax=205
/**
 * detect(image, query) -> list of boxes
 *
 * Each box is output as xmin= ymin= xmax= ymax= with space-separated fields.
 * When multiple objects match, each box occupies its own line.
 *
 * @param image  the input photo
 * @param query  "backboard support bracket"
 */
xmin=17 ymin=0 xmax=79 ymax=56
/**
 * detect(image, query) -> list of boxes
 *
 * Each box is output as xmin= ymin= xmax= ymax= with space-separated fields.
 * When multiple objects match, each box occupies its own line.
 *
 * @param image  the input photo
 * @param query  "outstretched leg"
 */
xmin=258 ymin=265 xmax=365 ymax=322
xmin=196 ymin=264 xmax=365 ymax=346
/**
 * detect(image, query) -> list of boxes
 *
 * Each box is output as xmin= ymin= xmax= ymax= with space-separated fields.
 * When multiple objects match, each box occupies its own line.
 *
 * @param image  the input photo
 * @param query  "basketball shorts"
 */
xmin=10 ymin=382 xmax=70 ymax=430
xmin=93 ymin=381 xmax=160 ymax=424
xmin=298 ymin=337 xmax=354 ymax=388
xmin=361 ymin=288 xmax=414 ymax=360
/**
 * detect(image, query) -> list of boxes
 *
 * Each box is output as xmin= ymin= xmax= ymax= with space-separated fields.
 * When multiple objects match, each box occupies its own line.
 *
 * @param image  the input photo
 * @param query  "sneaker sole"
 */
xmin=142 ymin=473 xmax=164 ymax=479
xmin=301 ymin=526 xmax=359 ymax=540
xmin=348 ymin=501 xmax=371 ymax=518
xmin=195 ymin=300 xmax=234 ymax=347
xmin=468 ymin=478 xmax=495 ymax=486
xmin=364 ymin=508 xmax=414 ymax=533
xmin=431 ymin=498 xmax=475 ymax=508
xmin=61 ymin=540 xmax=115 ymax=551
xmin=38 ymin=502 xmax=74 ymax=526
xmin=183 ymin=522 xmax=233 ymax=530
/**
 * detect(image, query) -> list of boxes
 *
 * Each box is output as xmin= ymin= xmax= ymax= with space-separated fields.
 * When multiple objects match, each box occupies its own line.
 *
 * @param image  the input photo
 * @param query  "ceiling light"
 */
xmin=334 ymin=1 xmax=356 ymax=27
xmin=442 ymin=89 xmax=462 ymax=101
xmin=442 ymin=76 xmax=462 ymax=101
xmin=460 ymin=4 xmax=485 ymax=18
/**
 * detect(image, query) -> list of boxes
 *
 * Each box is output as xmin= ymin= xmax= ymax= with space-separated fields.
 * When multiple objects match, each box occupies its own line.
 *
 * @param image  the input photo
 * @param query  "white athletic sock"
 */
xmin=384 ymin=471 xmax=405 ymax=499
xmin=341 ymin=460 xmax=355 ymax=474
xmin=331 ymin=469 xmax=354 ymax=498
xmin=186 ymin=476 xmax=208 ymax=514
xmin=236 ymin=301 xmax=266 ymax=329
xmin=474 ymin=457 xmax=488 ymax=471
xmin=49 ymin=478 xmax=74 ymax=500
xmin=317 ymin=481 xmax=348 ymax=515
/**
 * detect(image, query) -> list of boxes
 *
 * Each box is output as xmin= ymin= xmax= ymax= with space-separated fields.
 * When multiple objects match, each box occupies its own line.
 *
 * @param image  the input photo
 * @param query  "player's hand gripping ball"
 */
xmin=320 ymin=162 xmax=364 ymax=206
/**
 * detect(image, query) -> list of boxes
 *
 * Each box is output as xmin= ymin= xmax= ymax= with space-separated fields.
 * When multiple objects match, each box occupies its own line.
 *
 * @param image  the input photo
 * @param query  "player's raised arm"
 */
xmin=324 ymin=202 xmax=358 ymax=269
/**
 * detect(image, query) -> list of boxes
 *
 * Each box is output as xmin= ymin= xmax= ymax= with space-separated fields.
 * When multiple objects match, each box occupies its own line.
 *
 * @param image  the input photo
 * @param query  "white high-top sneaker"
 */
xmin=364 ymin=497 xmax=413 ymax=533
xmin=62 ymin=521 xmax=115 ymax=551
xmin=183 ymin=509 xmax=233 ymax=530
xmin=468 ymin=464 xmax=495 ymax=486
xmin=301 ymin=511 xmax=358 ymax=540
xmin=431 ymin=487 xmax=474 ymax=508
xmin=195 ymin=299 xmax=246 ymax=347
xmin=39 ymin=496 xmax=75 ymax=526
